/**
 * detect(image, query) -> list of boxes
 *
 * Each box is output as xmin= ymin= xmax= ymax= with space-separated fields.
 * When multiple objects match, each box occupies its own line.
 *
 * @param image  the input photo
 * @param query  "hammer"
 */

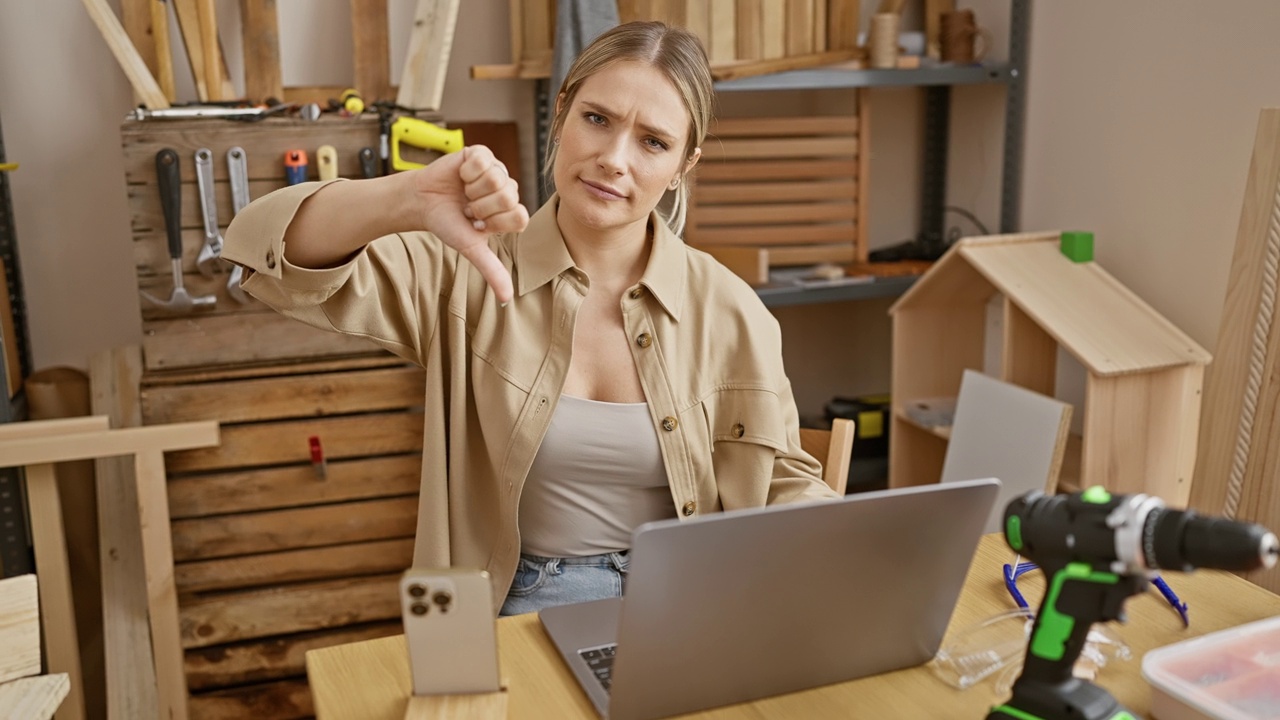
xmin=141 ymin=148 xmax=216 ymax=312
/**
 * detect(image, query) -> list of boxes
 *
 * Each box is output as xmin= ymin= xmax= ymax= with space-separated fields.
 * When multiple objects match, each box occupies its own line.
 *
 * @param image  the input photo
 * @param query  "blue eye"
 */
xmin=645 ymin=138 xmax=669 ymax=151
xmin=585 ymin=112 xmax=606 ymax=125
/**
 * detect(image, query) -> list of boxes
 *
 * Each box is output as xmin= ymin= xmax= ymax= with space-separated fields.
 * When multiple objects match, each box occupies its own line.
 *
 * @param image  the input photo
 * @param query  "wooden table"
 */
xmin=306 ymin=535 xmax=1280 ymax=719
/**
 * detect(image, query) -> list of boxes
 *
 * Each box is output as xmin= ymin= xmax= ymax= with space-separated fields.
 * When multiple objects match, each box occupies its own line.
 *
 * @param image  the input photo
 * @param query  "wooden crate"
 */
xmin=120 ymin=115 xmax=526 ymax=374
xmin=139 ymin=354 xmax=426 ymax=719
xmin=686 ymin=108 xmax=870 ymax=284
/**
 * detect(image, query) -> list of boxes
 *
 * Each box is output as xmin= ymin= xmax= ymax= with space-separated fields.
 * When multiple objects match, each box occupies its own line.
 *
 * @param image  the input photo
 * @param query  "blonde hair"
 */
xmin=544 ymin=21 xmax=713 ymax=237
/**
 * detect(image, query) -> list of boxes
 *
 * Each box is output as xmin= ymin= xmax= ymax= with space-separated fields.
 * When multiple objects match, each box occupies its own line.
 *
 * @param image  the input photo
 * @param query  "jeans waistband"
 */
xmin=519 ymin=550 xmax=629 ymax=568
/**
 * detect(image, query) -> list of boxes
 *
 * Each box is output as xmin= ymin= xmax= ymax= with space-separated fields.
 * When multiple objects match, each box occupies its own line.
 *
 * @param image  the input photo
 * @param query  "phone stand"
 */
xmin=403 ymin=683 xmax=509 ymax=720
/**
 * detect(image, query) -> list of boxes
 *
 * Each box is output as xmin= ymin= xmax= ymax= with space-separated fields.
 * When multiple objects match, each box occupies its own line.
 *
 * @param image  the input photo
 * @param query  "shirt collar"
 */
xmin=514 ymin=195 xmax=686 ymax=322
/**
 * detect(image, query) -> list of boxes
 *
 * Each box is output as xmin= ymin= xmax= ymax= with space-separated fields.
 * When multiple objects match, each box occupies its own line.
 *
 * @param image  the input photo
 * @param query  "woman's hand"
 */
xmin=411 ymin=145 xmax=529 ymax=303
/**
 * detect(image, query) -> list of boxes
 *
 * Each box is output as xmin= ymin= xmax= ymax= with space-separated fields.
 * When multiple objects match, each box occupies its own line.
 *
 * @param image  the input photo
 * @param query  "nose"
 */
xmin=597 ymin=132 xmax=627 ymax=176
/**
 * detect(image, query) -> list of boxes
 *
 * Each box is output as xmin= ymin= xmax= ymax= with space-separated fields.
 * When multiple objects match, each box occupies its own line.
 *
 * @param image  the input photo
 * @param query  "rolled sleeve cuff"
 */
xmin=223 ymin=178 xmax=363 ymax=302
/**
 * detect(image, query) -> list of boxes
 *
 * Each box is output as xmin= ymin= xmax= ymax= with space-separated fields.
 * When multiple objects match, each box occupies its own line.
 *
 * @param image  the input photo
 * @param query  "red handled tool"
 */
xmin=308 ymin=435 xmax=327 ymax=479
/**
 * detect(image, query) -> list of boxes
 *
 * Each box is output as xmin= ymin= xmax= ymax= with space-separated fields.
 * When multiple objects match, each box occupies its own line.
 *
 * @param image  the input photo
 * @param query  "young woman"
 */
xmin=223 ymin=21 xmax=838 ymax=616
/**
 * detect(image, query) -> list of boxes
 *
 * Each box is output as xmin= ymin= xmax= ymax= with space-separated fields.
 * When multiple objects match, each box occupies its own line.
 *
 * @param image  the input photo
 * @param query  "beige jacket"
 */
xmin=223 ymin=180 xmax=839 ymax=609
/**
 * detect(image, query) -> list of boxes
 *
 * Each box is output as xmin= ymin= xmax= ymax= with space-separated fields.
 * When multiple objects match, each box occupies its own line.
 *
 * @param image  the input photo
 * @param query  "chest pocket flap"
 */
xmin=701 ymin=388 xmax=788 ymax=454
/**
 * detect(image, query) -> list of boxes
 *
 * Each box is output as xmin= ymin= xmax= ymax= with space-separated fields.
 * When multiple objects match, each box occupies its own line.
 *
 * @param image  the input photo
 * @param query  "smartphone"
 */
xmin=400 ymin=568 xmax=502 ymax=695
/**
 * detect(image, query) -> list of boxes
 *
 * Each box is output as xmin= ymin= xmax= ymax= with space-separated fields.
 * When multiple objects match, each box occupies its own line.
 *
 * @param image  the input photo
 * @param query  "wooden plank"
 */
xmin=712 ymin=48 xmax=859 ymax=81
xmin=761 ymin=0 xmax=785 ymax=59
xmin=826 ymin=0 xmax=859 ymax=50
xmin=119 ymin=117 xmax=383 ymax=184
xmin=0 ymin=575 xmax=40 ymax=683
xmin=180 ymin=575 xmax=401 ymax=648
xmin=140 ymin=311 xmax=384 ymax=371
xmin=856 ymin=86 xmax=870 ymax=262
xmin=695 ymin=180 xmax=856 ymax=204
xmin=0 ymin=422 xmax=219 ymax=467
xmin=703 ymin=247 xmax=767 ymax=286
xmin=701 ymin=137 xmax=857 ymax=160
xmin=167 ymin=454 xmax=421 ymax=519
xmin=351 ymin=0 xmax=392 ymax=103
xmin=88 ymin=346 xmax=159 ymax=720
xmin=0 ymin=675 xmax=71 ymax=720
xmin=811 ymin=0 xmax=825 ymax=52
xmin=1192 ymin=110 xmax=1280 ymax=521
xmin=785 ymin=0 xmax=813 ymax=56
xmin=709 ymin=0 xmax=736 ymax=64
xmin=1002 ymin=297 xmax=1057 ymax=398
xmin=171 ymin=0 xmax=234 ymax=100
xmin=735 ymin=0 xmax=762 ymax=60
xmin=135 ymin=450 xmax=189 ymax=720
xmin=0 ymin=416 xmax=109 ymax=441
xmin=685 ymin=0 xmax=711 ymax=50
xmin=142 ymin=353 xmax=404 ymax=387
xmin=142 ymin=366 xmax=425 ymax=424
xmin=165 ymin=411 xmax=423 ymax=473
xmin=520 ymin=0 xmax=553 ymax=65
xmin=80 ymin=0 xmax=169 ymax=109
xmin=711 ymin=115 xmax=857 ymax=138
xmin=185 ymin=622 xmax=400 ymax=690
xmin=195 ymin=0 xmax=222 ymax=100
xmin=128 ymin=179 xmax=286 ymax=233
xmin=176 ymin=538 xmax=414 ymax=593
xmin=693 ymin=201 xmax=855 ymax=226
xmin=185 ymin=678 xmax=312 ymax=720
xmin=240 ymin=0 xmax=283 ymax=102
xmin=695 ymin=158 xmax=856 ymax=181
xmin=170 ymin=496 xmax=418 ymax=561
xmin=121 ymin=0 xmax=175 ymax=102
xmin=25 ymin=463 xmax=86 ymax=720
xmin=766 ymin=244 xmax=855 ymax=265
xmin=686 ymin=224 xmax=852 ymax=246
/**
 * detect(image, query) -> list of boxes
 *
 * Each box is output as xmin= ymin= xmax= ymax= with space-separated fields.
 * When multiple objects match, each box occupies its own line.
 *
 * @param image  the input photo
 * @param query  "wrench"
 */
xmin=225 ymin=146 xmax=251 ymax=304
xmin=140 ymin=149 xmax=216 ymax=312
xmin=194 ymin=148 xmax=224 ymax=277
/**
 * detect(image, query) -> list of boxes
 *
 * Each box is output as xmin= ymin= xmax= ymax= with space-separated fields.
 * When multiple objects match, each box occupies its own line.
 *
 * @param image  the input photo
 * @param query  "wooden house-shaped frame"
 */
xmin=888 ymin=231 xmax=1212 ymax=506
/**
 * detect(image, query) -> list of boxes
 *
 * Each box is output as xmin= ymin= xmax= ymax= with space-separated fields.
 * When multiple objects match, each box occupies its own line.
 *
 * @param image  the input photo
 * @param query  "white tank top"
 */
xmin=518 ymin=394 xmax=674 ymax=557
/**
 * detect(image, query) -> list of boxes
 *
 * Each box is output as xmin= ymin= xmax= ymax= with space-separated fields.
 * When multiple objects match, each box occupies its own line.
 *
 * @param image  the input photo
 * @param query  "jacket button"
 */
xmin=662 ymin=416 xmax=678 ymax=431
xmin=629 ymin=287 xmax=643 ymax=299
xmin=682 ymin=501 xmax=696 ymax=516
xmin=732 ymin=423 xmax=745 ymax=438
xmin=265 ymin=249 xmax=277 ymax=269
xmin=636 ymin=333 xmax=652 ymax=348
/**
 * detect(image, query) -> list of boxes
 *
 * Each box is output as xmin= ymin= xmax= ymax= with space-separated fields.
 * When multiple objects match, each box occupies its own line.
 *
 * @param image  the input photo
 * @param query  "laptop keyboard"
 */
xmin=578 ymin=643 xmax=619 ymax=692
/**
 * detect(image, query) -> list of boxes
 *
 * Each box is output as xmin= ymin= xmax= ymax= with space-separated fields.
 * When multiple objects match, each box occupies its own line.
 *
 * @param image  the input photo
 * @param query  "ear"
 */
xmin=555 ymin=92 xmax=568 ymax=118
xmin=684 ymin=147 xmax=702 ymax=174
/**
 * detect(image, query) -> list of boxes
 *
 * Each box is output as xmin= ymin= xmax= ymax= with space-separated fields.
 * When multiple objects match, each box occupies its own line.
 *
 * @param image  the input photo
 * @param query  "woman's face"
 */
xmin=553 ymin=60 xmax=700 ymax=237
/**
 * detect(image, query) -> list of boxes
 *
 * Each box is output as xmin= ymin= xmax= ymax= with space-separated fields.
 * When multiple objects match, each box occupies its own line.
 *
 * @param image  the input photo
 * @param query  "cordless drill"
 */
xmin=987 ymin=486 xmax=1279 ymax=720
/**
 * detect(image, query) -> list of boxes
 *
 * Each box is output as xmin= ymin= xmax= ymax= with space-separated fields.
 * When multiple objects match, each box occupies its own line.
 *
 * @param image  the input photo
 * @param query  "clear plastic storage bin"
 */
xmin=1142 ymin=615 xmax=1280 ymax=720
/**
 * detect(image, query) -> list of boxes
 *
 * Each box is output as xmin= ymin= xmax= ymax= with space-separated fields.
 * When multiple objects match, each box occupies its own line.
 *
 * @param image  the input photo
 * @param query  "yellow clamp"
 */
xmin=391 ymin=117 xmax=464 ymax=172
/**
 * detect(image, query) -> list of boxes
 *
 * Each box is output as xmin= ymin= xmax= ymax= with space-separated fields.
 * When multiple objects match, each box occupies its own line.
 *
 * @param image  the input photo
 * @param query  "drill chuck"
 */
xmin=1005 ymin=489 xmax=1279 ymax=576
xmin=1145 ymin=508 xmax=1280 ymax=572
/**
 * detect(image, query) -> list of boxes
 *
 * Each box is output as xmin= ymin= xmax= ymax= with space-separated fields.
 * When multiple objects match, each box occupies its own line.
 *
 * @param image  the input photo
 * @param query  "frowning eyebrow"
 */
xmin=580 ymin=101 xmax=678 ymax=143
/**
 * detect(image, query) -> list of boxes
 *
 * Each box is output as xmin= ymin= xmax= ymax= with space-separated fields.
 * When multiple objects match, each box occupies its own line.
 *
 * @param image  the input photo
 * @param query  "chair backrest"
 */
xmin=799 ymin=418 xmax=856 ymax=495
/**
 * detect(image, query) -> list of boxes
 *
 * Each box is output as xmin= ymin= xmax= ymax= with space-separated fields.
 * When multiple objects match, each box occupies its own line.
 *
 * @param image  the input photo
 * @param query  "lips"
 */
xmin=582 ymin=179 xmax=626 ymax=200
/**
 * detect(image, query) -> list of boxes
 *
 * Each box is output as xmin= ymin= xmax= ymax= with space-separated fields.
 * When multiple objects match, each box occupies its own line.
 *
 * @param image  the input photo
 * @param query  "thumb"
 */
xmin=457 ymin=241 xmax=514 ymax=305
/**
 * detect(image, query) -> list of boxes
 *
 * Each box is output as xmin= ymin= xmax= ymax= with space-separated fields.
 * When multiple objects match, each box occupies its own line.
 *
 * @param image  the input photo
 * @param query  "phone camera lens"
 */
xmin=408 ymin=583 xmax=427 ymax=598
xmin=410 ymin=602 xmax=429 ymax=616
xmin=432 ymin=591 xmax=452 ymax=611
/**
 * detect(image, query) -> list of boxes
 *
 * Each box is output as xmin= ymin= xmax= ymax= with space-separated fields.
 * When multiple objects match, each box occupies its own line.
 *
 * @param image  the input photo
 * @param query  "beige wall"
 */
xmin=1 ymin=1 xmax=1276 ymax=420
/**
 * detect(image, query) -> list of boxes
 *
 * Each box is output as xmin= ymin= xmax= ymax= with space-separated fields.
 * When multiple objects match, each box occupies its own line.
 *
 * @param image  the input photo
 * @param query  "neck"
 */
xmin=557 ymin=207 xmax=652 ymax=289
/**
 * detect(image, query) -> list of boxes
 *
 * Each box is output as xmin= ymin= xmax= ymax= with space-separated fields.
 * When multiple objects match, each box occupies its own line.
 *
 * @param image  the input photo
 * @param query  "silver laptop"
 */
xmin=539 ymin=478 xmax=1000 ymax=720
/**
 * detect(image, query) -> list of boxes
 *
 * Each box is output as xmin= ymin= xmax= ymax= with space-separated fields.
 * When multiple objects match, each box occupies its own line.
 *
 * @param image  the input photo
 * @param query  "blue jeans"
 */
xmin=499 ymin=551 xmax=630 ymax=616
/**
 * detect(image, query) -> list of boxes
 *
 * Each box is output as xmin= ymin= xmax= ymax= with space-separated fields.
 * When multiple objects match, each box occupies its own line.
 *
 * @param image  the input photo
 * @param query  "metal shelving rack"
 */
xmin=0 ymin=113 xmax=35 ymax=578
xmin=533 ymin=1 xmax=1031 ymax=309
